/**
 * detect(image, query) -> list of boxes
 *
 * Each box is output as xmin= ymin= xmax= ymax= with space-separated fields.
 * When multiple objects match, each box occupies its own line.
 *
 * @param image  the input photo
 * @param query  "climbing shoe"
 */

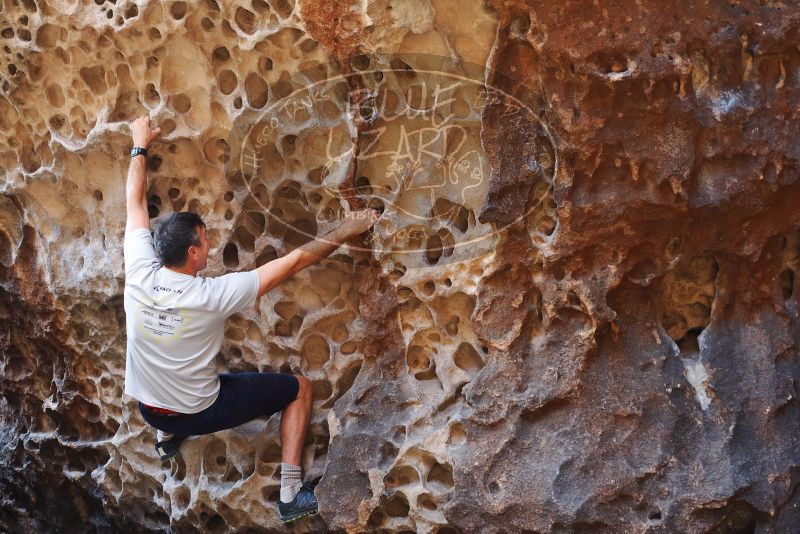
xmin=277 ymin=483 xmax=318 ymax=524
xmin=304 ymin=476 xmax=322 ymax=491
xmin=155 ymin=434 xmax=187 ymax=462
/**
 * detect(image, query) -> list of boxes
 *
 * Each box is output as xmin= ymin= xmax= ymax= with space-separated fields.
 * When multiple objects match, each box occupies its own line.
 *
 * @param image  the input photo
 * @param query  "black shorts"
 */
xmin=139 ymin=372 xmax=300 ymax=436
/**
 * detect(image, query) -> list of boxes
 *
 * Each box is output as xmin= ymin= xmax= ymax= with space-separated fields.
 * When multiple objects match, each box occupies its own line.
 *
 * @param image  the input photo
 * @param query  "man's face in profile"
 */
xmin=193 ymin=225 xmax=210 ymax=272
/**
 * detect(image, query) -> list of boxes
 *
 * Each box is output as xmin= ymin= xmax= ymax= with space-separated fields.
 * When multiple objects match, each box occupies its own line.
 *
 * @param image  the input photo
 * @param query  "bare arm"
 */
xmin=125 ymin=116 xmax=161 ymax=233
xmin=255 ymin=209 xmax=379 ymax=297
xmin=125 ymin=156 xmax=149 ymax=233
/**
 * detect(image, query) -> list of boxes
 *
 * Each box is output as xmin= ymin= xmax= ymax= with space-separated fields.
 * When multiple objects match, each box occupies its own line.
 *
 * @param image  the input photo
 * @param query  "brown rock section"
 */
xmin=439 ymin=2 xmax=800 ymax=533
xmin=1 ymin=1 xmax=799 ymax=533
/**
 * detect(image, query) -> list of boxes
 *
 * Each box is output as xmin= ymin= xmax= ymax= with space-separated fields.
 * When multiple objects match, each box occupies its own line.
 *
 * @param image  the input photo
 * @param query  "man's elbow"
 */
xmin=256 ymin=272 xmax=282 ymax=297
xmin=126 ymin=194 xmax=147 ymax=212
xmin=255 ymin=253 xmax=301 ymax=297
xmin=256 ymin=272 xmax=274 ymax=297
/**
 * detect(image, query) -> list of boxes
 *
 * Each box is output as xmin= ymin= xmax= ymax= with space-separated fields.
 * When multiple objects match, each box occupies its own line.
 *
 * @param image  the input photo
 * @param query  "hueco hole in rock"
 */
xmin=1 ymin=0 xmax=799 ymax=532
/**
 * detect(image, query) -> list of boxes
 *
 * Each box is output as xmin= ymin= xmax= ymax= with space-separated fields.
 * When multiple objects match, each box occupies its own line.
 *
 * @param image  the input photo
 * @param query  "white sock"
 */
xmin=280 ymin=462 xmax=303 ymax=503
xmin=157 ymin=429 xmax=174 ymax=442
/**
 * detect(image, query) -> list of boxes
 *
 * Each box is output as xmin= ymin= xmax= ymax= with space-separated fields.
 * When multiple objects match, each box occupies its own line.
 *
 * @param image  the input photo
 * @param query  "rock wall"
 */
xmin=1 ymin=0 xmax=799 ymax=532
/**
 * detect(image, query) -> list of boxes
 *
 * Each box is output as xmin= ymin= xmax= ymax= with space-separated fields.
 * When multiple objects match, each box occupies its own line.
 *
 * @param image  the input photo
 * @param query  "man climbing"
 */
xmin=122 ymin=115 xmax=379 ymax=524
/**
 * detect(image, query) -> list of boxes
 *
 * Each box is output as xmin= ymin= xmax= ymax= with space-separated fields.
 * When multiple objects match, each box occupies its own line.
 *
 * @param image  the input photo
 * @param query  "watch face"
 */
xmin=130 ymin=148 xmax=136 ymax=156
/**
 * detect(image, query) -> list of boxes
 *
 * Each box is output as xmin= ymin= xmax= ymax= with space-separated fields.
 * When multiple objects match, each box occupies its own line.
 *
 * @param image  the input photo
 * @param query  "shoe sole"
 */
xmin=279 ymin=508 xmax=317 ymax=524
xmin=156 ymin=437 xmax=187 ymax=462
xmin=158 ymin=450 xmax=178 ymax=462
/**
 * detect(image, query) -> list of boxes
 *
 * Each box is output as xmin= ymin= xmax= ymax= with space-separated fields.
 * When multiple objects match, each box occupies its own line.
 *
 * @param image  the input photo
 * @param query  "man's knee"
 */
xmin=294 ymin=375 xmax=311 ymax=401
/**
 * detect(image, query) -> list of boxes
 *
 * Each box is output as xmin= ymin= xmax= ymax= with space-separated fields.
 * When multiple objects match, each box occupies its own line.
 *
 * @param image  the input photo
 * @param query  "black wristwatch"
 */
xmin=130 ymin=146 xmax=148 ymax=158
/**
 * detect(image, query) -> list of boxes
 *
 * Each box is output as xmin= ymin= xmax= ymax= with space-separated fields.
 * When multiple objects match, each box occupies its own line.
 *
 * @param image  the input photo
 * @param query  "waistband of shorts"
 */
xmin=140 ymin=402 xmax=184 ymax=416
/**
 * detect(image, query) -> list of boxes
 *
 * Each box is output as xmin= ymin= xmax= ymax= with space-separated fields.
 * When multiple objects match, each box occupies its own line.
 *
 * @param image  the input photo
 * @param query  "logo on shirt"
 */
xmin=153 ymin=284 xmax=183 ymax=294
xmin=138 ymin=300 xmax=188 ymax=340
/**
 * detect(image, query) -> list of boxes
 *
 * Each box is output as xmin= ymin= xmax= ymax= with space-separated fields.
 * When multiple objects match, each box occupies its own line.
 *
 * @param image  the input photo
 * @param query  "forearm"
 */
xmin=125 ymin=155 xmax=147 ymax=205
xmin=288 ymin=226 xmax=352 ymax=274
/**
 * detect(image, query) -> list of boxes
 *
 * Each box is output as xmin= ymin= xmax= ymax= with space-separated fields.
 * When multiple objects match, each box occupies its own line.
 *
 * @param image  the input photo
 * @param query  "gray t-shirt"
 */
xmin=122 ymin=227 xmax=260 ymax=413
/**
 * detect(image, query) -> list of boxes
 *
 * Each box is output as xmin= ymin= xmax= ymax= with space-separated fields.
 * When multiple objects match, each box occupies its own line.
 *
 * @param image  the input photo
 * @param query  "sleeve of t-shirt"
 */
xmin=123 ymin=227 xmax=160 ymax=278
xmin=208 ymin=270 xmax=260 ymax=317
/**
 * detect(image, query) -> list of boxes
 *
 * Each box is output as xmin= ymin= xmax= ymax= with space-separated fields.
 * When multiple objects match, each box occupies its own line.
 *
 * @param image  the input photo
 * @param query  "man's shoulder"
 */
xmin=123 ymin=226 xmax=154 ymax=248
xmin=203 ymin=270 xmax=245 ymax=285
xmin=125 ymin=262 xmax=160 ymax=286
